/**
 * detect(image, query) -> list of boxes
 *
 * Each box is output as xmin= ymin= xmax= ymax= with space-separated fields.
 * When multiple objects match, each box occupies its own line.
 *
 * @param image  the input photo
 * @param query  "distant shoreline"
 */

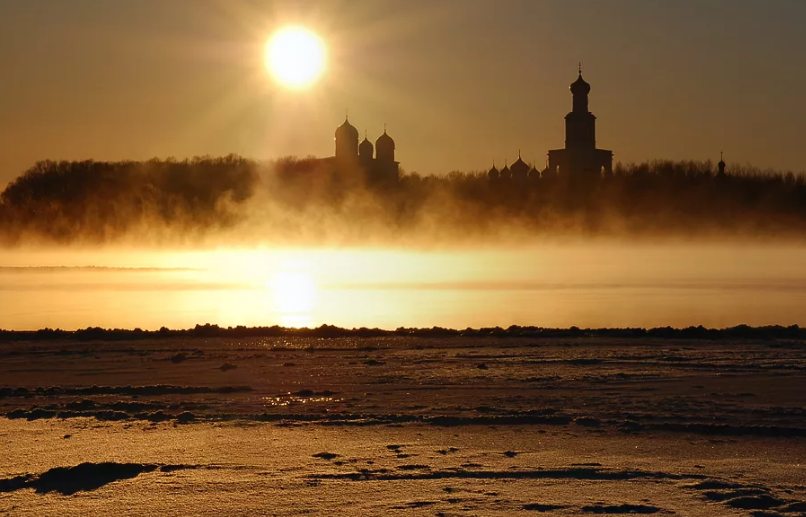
xmin=1 ymin=323 xmax=803 ymax=342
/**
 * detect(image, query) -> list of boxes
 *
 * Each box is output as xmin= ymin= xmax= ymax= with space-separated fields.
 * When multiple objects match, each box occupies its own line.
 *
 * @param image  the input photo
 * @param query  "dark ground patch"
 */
xmin=310 ymin=467 xmax=698 ymax=482
xmin=0 ymin=385 xmax=252 ymax=398
xmin=524 ymin=503 xmax=568 ymax=511
xmin=0 ymin=463 xmax=158 ymax=495
xmin=703 ymin=488 xmax=770 ymax=502
xmin=581 ymin=503 xmax=662 ymax=514
xmin=0 ymin=462 xmax=214 ymax=495
xmin=724 ymin=495 xmax=784 ymax=510
xmin=312 ymin=452 xmax=340 ymax=460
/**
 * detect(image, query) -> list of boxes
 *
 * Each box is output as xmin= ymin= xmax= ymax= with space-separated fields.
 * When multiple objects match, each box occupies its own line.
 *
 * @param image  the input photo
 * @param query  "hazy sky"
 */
xmin=1 ymin=0 xmax=804 ymax=185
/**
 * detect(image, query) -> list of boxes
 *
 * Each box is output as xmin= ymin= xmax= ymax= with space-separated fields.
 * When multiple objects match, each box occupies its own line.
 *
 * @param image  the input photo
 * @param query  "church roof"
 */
xmin=511 ymin=154 xmax=529 ymax=175
xmin=570 ymin=71 xmax=591 ymax=95
xmin=335 ymin=117 xmax=359 ymax=140
xmin=500 ymin=163 xmax=512 ymax=179
xmin=376 ymin=129 xmax=395 ymax=149
xmin=359 ymin=135 xmax=374 ymax=154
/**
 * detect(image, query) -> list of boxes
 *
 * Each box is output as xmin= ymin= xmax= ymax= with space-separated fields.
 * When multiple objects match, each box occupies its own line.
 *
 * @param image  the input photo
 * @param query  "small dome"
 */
xmin=376 ymin=129 xmax=395 ymax=150
xmin=528 ymin=165 xmax=540 ymax=179
xmin=488 ymin=164 xmax=499 ymax=180
xmin=335 ymin=118 xmax=359 ymax=140
xmin=359 ymin=136 xmax=374 ymax=156
xmin=500 ymin=164 xmax=512 ymax=180
xmin=570 ymin=72 xmax=591 ymax=96
xmin=511 ymin=155 xmax=529 ymax=179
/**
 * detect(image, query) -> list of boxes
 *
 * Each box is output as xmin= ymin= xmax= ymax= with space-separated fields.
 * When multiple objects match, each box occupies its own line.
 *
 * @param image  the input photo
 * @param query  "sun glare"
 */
xmin=264 ymin=26 xmax=327 ymax=89
xmin=268 ymin=269 xmax=317 ymax=328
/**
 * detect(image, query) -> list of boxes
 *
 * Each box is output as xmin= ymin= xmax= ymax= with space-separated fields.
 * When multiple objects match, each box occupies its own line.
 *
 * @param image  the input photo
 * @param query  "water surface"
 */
xmin=1 ymin=245 xmax=805 ymax=330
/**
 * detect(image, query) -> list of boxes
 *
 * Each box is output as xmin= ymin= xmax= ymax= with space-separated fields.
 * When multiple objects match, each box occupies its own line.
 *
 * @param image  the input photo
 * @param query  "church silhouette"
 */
xmin=330 ymin=117 xmax=400 ymax=184
xmin=324 ymin=69 xmax=733 ymax=186
xmin=328 ymin=69 xmax=618 ymax=185
xmin=489 ymin=67 xmax=613 ymax=181
xmin=547 ymin=67 xmax=614 ymax=178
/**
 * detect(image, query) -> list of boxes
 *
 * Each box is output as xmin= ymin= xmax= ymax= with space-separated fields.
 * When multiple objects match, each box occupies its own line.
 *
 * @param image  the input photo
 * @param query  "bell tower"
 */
xmin=547 ymin=66 xmax=613 ymax=178
xmin=565 ymin=65 xmax=596 ymax=150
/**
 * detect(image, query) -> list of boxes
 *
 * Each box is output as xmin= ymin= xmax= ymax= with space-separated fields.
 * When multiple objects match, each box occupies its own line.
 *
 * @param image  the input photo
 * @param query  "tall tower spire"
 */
xmin=570 ymin=69 xmax=591 ymax=113
xmin=548 ymin=66 xmax=613 ymax=178
xmin=566 ymin=69 xmax=595 ymax=150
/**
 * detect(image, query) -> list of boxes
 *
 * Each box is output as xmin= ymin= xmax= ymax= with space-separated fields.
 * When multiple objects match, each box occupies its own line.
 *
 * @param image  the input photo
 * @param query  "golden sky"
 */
xmin=0 ymin=0 xmax=804 ymax=185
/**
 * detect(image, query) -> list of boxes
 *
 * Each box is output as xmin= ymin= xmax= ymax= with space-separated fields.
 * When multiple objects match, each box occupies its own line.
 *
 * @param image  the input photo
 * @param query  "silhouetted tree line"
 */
xmin=1 ymin=323 xmax=804 ymax=342
xmin=398 ymin=160 xmax=806 ymax=238
xmin=1 ymin=155 xmax=805 ymax=243
xmin=0 ymin=155 xmax=256 ymax=243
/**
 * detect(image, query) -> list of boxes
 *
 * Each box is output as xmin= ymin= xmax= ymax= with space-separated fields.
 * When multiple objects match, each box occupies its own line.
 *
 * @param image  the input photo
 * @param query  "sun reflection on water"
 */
xmin=263 ymin=395 xmax=343 ymax=407
xmin=267 ymin=263 xmax=317 ymax=328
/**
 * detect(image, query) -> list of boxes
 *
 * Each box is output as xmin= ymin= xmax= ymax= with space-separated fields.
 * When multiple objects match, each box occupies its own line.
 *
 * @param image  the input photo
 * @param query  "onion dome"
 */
xmin=511 ymin=154 xmax=529 ymax=180
xmin=359 ymin=133 xmax=374 ymax=157
xmin=375 ymin=129 xmax=395 ymax=150
xmin=500 ymin=162 xmax=512 ymax=180
xmin=528 ymin=164 xmax=541 ymax=179
xmin=335 ymin=117 xmax=359 ymax=141
xmin=570 ymin=71 xmax=591 ymax=96
xmin=375 ymin=126 xmax=396 ymax=162
xmin=488 ymin=163 xmax=499 ymax=180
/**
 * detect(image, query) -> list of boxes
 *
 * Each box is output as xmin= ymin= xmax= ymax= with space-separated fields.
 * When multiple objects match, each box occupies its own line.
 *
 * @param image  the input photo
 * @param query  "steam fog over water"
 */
xmin=2 ymin=244 xmax=805 ymax=331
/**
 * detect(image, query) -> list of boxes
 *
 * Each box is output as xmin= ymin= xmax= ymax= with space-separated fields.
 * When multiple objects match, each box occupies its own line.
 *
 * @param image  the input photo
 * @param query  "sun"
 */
xmin=264 ymin=26 xmax=327 ymax=89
